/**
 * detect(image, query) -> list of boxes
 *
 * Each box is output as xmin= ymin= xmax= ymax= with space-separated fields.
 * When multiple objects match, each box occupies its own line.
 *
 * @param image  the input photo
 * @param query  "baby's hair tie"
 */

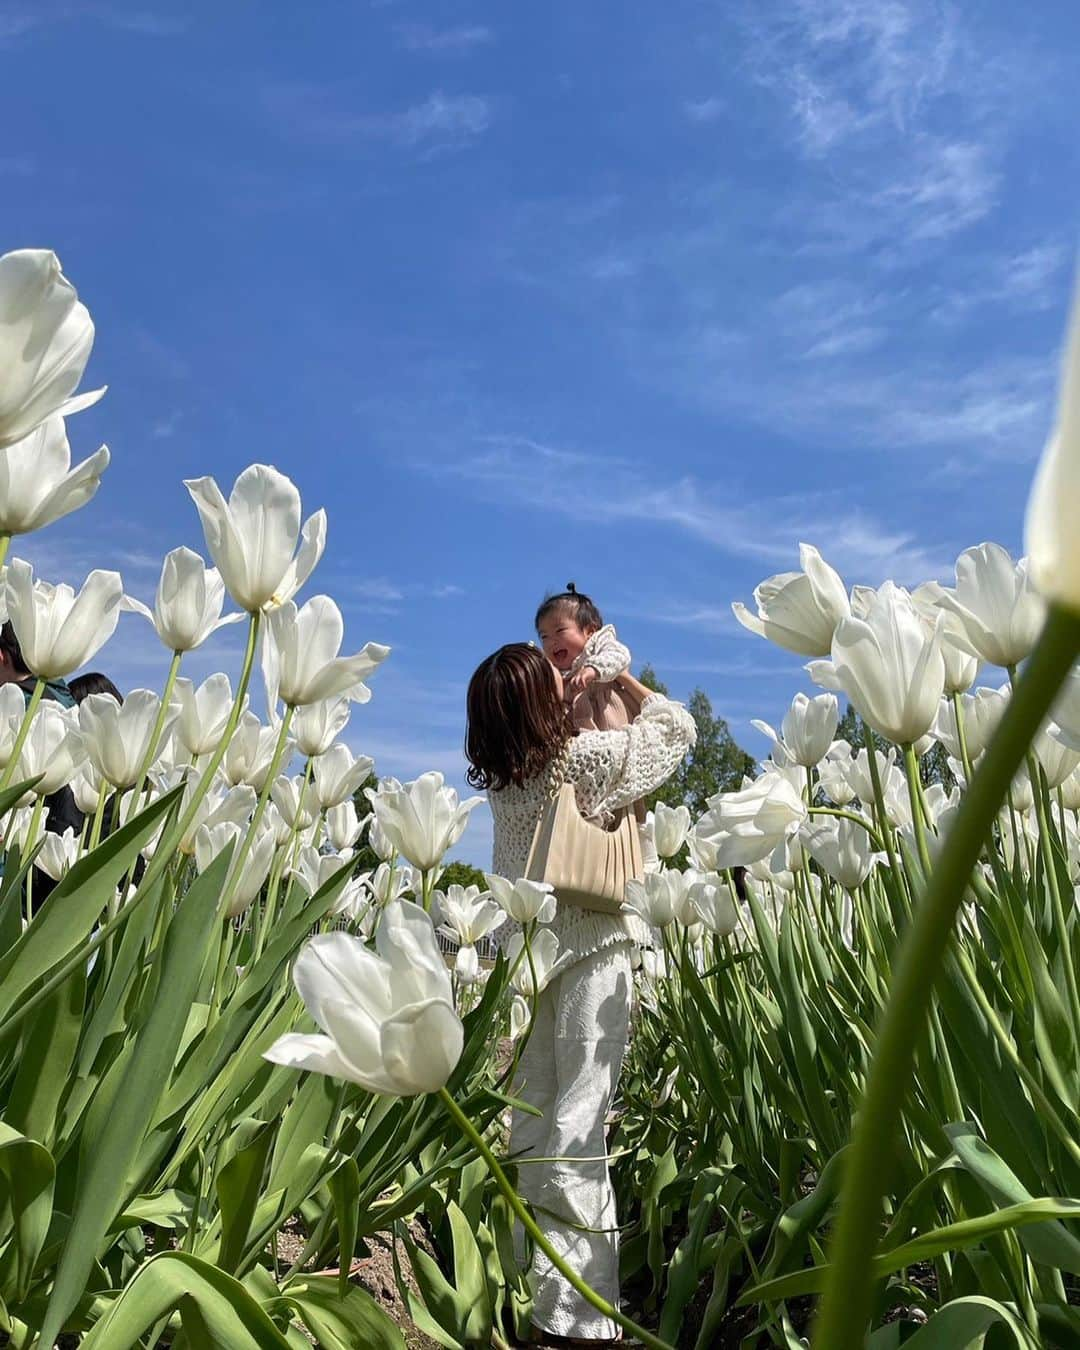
xmin=566 ymin=581 xmax=577 ymax=594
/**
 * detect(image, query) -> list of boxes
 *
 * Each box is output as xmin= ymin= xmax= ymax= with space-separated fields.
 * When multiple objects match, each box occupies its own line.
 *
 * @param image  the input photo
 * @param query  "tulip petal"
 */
xmin=262 ymin=1031 xmax=358 ymax=1081
xmin=381 ymin=1000 xmax=464 ymax=1095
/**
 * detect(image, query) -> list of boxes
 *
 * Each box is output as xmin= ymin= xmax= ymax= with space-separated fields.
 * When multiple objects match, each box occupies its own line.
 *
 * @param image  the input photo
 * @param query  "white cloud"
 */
xmin=430 ymin=435 xmax=955 ymax=585
xmin=396 ymin=24 xmax=493 ymax=54
xmin=684 ymin=96 xmax=725 ymax=123
xmin=261 ymin=85 xmax=491 ymax=155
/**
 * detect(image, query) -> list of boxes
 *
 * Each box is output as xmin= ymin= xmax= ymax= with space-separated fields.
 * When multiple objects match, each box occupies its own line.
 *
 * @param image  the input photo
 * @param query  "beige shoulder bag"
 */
xmin=524 ymin=743 xmax=643 ymax=914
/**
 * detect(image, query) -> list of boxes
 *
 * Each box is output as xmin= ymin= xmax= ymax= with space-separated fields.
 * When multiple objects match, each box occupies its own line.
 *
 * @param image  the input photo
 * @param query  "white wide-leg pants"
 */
xmin=510 ymin=943 xmax=634 ymax=1340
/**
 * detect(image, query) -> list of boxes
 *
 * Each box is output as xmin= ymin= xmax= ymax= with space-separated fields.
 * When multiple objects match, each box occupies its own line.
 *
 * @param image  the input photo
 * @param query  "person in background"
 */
xmin=69 ymin=671 xmax=123 ymax=704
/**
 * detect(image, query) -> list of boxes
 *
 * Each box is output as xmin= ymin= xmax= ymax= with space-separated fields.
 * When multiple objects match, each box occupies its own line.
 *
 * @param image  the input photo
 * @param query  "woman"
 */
xmin=466 ymin=644 xmax=696 ymax=1346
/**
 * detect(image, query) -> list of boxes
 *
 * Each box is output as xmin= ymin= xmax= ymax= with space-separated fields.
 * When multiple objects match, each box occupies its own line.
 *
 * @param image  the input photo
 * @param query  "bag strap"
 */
xmin=543 ymin=739 xmax=573 ymax=802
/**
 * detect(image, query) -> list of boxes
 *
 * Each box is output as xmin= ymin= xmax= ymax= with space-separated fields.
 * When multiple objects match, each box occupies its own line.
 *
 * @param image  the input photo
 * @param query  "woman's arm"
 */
xmin=572 ymin=696 xmax=697 ymax=819
xmin=612 ymin=668 xmax=656 ymax=705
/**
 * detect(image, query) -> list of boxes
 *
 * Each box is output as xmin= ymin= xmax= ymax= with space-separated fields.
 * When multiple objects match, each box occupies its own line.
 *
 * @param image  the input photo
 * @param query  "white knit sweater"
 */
xmin=488 ymin=693 xmax=696 ymax=965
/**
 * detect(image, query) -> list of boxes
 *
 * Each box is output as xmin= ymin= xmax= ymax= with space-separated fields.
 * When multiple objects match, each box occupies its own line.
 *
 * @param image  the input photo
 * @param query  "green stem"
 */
xmin=951 ymin=691 xmax=974 ymax=787
xmin=1028 ymin=755 xmax=1080 ymax=1040
xmin=0 ymin=533 xmax=10 ymax=571
xmin=813 ymin=604 xmax=1080 ymax=1349
xmin=806 ymin=805 xmax=884 ymax=852
xmin=0 ymin=678 xmax=45 ymax=793
xmin=122 ymin=648 xmax=183 ymax=829
xmin=864 ymin=725 xmax=902 ymax=886
xmin=902 ymin=743 xmax=934 ymax=878
xmin=436 ymin=1088 xmax=674 ymax=1350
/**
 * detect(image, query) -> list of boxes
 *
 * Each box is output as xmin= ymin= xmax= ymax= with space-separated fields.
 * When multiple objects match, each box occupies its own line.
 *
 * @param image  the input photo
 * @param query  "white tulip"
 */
xmin=1060 ymin=765 xmax=1080 ymax=812
xmin=185 ymin=463 xmax=327 ymax=614
xmin=264 ymin=902 xmax=464 ymax=1095
xmin=325 ymin=800 xmax=363 ymax=852
xmin=732 ymin=543 xmax=849 ymax=657
xmin=964 ymin=686 xmax=1011 ymax=759
xmin=881 ymin=761 xmax=914 ymax=829
xmin=779 ymin=691 xmax=839 ymax=768
xmin=365 ymin=860 xmax=414 ymax=906
xmin=912 ymin=583 xmax=979 ymax=694
xmin=172 ymin=674 xmax=239 ymax=758
xmin=290 ymin=845 xmax=352 ymax=897
xmin=366 ymin=808 xmax=398 ymax=862
xmin=434 ymin=883 xmax=502 ymax=945
xmin=0 ymin=416 xmax=108 ymax=536
xmin=622 ymin=869 xmax=688 ymax=928
xmin=312 ymin=743 xmax=375 ymax=810
xmin=484 ymin=873 xmax=557 ymax=924
xmin=330 ymin=872 xmax=372 ymax=926
xmin=0 ymin=683 xmax=27 ymax=767
xmin=271 ymin=774 xmax=316 ymax=832
xmin=292 ymin=694 xmax=351 ymax=758
xmin=801 ymin=816 xmax=881 ymax=890
xmin=5 ymin=558 xmax=123 ymax=679
xmin=78 ymin=688 xmax=174 ymax=789
xmin=686 ymin=872 xmax=740 ymax=936
xmin=508 ymin=927 xmax=571 ymax=997
xmin=194 ymin=819 xmax=275 ymax=917
xmin=122 ymin=547 xmax=244 ymax=653
xmin=809 ymin=582 xmax=945 ymax=745
xmin=817 ymin=741 xmax=858 ymax=806
xmin=1033 ymin=721 xmax=1080 ymax=788
xmin=651 ymin=802 xmax=691 ymax=859
xmin=36 ymin=826 xmax=79 ymax=881
xmin=176 ymin=771 xmax=257 ymax=854
xmin=508 ymin=993 xmax=531 ymax=1040
xmin=925 ymin=543 xmax=1046 ymax=670
xmin=369 ymin=772 xmax=482 ymax=872
xmin=16 ymin=701 xmax=85 ymax=797
xmin=696 ymin=771 xmax=807 ymax=868
xmin=222 ymin=711 xmax=293 ymax=790
xmin=70 ymin=758 xmax=104 ymax=814
xmin=1025 ymin=279 xmax=1080 ymax=609
xmin=0 ymin=249 xmax=105 ymax=448
xmin=454 ymin=944 xmax=481 ymax=986
xmin=836 ymin=746 xmax=894 ymax=806
xmin=265 ymin=595 xmax=389 ymax=709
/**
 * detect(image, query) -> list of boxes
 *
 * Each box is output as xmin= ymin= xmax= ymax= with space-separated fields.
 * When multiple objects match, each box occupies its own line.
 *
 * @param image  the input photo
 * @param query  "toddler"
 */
xmin=535 ymin=583 xmax=660 ymax=870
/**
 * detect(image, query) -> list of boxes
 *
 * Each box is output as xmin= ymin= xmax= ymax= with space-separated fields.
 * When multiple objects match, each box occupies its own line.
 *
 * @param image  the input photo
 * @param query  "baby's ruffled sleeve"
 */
xmin=577 ymin=624 xmax=632 ymax=682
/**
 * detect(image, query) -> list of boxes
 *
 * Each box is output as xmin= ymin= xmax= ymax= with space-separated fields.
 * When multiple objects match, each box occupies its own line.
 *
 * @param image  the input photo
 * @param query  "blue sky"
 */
xmin=4 ymin=0 xmax=1078 ymax=865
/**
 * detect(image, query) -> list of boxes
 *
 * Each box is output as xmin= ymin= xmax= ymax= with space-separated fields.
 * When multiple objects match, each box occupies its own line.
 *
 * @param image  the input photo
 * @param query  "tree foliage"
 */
xmin=638 ymin=665 xmax=757 ymax=817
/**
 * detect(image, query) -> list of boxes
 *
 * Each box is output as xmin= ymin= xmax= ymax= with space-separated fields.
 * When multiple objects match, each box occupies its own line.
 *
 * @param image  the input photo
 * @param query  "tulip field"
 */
xmin=2 ymin=244 xmax=1080 ymax=1350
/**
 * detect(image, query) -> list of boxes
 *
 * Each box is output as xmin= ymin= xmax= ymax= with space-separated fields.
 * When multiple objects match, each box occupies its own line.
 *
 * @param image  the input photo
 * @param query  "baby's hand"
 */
xmin=566 ymin=665 xmax=598 ymax=697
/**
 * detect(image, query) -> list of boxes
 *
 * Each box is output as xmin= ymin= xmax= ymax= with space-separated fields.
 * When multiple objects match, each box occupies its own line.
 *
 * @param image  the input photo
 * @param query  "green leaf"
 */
xmin=448 ymin=1201 xmax=492 ymax=1343
xmin=738 ymin=1198 xmax=1080 ymax=1304
xmin=217 ymin=1121 xmax=275 ymax=1276
xmin=279 ymin=1275 xmax=405 ymax=1350
xmin=0 ymin=1122 xmax=55 ymax=1305
xmin=0 ymin=787 xmax=180 ymax=1028
xmin=884 ymin=1295 xmax=1038 ymax=1349
xmin=4 ymin=958 xmax=85 ymax=1150
xmin=947 ymin=1123 xmax=1080 ymax=1274
xmin=79 ymin=1251 xmax=294 ymax=1349
xmin=35 ymin=845 xmax=231 ymax=1350
xmin=329 ymin=1158 xmax=361 ymax=1301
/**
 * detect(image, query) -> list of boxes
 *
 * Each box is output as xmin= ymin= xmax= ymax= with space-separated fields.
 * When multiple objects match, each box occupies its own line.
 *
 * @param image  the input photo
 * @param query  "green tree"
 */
xmin=638 ymin=665 xmax=757 ymax=817
xmin=437 ymin=860 xmax=488 ymax=891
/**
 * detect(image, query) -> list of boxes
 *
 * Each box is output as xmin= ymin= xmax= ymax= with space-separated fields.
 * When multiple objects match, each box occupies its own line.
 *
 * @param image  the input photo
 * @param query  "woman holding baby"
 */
xmin=465 ymin=585 xmax=696 ymax=1348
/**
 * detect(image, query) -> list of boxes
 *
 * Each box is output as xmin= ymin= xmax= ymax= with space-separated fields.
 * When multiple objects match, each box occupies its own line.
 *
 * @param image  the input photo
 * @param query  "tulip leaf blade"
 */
xmin=79 ymin=1250 xmax=294 ymax=1348
xmin=0 ymin=785 xmax=181 ymax=1028
xmin=36 ymin=845 xmax=231 ymax=1350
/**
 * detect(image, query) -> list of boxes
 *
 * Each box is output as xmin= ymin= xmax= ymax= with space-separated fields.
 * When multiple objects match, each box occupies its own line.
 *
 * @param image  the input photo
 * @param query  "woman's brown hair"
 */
xmin=465 ymin=643 xmax=573 ymax=790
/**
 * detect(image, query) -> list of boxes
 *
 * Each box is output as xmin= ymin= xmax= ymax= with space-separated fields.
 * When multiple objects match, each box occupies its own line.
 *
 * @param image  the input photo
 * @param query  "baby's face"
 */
xmin=537 ymin=611 xmax=593 ymax=672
